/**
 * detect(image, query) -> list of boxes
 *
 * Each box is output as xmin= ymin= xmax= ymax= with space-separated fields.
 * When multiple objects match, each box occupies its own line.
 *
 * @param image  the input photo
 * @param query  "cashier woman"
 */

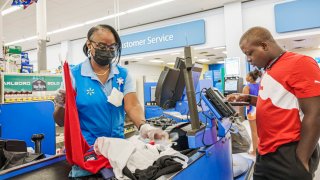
xmin=53 ymin=24 xmax=168 ymax=146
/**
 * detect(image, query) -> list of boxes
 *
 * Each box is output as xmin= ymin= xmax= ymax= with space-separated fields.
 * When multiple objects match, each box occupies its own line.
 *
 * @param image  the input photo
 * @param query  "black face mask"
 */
xmin=92 ymin=48 xmax=116 ymax=66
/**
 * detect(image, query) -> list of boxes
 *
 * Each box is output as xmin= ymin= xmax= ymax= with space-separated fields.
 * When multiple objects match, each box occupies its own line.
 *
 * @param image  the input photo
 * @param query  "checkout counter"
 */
xmin=0 ymin=47 xmax=253 ymax=179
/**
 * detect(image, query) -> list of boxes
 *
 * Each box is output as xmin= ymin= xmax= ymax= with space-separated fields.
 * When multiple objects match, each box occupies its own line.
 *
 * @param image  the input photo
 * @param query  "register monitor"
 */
xmin=224 ymin=76 xmax=243 ymax=95
xmin=155 ymin=58 xmax=202 ymax=109
xmin=154 ymin=66 xmax=180 ymax=109
xmin=205 ymin=87 xmax=237 ymax=118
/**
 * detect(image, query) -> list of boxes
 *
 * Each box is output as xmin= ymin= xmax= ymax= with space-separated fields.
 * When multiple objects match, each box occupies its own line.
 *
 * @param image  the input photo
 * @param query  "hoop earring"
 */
xmin=87 ymin=49 xmax=91 ymax=58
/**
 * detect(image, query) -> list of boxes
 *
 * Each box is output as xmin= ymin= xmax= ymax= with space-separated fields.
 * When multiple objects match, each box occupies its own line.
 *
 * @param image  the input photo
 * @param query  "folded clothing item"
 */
xmin=123 ymin=155 xmax=183 ymax=180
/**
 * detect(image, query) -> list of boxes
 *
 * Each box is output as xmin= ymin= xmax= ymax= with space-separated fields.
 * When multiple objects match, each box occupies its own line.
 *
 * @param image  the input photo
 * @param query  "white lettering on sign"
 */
xmin=33 ymin=84 xmax=46 ymax=89
xmin=4 ymin=82 xmax=31 ymax=86
xmin=122 ymin=39 xmax=146 ymax=49
xmin=47 ymin=82 xmax=60 ymax=86
xmin=122 ymin=34 xmax=174 ymax=49
xmin=147 ymin=34 xmax=174 ymax=44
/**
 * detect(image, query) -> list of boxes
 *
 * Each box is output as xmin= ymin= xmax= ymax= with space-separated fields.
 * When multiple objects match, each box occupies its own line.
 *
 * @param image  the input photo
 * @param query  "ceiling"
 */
xmin=1 ymin=0 xmax=320 ymax=66
xmin=1 ymin=0 xmax=246 ymax=48
xmin=121 ymin=46 xmax=228 ymax=66
xmin=277 ymin=34 xmax=320 ymax=51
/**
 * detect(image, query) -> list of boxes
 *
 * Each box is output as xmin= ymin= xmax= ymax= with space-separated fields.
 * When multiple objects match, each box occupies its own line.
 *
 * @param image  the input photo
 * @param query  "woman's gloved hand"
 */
xmin=139 ymin=124 xmax=169 ymax=141
xmin=54 ymin=89 xmax=66 ymax=108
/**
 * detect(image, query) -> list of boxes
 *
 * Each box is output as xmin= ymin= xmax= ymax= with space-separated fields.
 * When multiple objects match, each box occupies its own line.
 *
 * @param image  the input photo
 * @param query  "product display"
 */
xmin=0 ymin=74 xmax=62 ymax=103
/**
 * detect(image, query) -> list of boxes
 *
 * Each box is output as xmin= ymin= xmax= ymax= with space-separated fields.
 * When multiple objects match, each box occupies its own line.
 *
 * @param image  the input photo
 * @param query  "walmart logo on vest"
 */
xmin=86 ymin=88 xmax=95 ymax=96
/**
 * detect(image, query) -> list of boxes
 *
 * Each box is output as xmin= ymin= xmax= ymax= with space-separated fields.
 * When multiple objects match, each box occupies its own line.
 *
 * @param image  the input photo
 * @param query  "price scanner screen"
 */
xmin=224 ymin=79 xmax=238 ymax=92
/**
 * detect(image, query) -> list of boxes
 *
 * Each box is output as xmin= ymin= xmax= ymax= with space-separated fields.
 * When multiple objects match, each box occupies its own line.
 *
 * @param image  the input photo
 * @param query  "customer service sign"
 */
xmin=121 ymin=20 xmax=206 ymax=55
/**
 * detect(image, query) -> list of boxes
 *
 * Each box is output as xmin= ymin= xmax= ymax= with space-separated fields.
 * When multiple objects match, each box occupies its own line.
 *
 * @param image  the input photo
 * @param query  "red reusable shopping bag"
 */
xmin=63 ymin=61 xmax=111 ymax=173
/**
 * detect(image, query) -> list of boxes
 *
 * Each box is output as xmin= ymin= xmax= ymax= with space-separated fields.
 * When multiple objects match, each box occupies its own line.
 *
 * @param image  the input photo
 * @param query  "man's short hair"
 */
xmin=239 ymin=26 xmax=276 ymax=46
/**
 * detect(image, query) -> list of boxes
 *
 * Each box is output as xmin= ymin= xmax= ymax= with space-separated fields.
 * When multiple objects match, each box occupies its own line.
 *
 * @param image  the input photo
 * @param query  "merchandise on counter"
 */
xmin=21 ymin=52 xmax=30 ymax=65
xmin=21 ymin=64 xmax=33 ymax=73
xmin=3 ymin=46 xmax=23 ymax=73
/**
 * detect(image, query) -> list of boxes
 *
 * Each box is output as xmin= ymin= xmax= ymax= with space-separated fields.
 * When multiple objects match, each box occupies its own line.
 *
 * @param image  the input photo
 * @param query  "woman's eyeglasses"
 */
xmin=90 ymin=40 xmax=118 ymax=51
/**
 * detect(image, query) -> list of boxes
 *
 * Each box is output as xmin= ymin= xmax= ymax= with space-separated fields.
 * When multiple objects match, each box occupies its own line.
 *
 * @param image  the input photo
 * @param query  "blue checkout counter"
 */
xmin=0 ymin=101 xmax=57 ymax=179
xmin=0 ymin=101 xmax=253 ymax=179
xmin=0 ymin=139 xmax=253 ymax=179
xmin=0 ymin=101 xmax=56 ymax=155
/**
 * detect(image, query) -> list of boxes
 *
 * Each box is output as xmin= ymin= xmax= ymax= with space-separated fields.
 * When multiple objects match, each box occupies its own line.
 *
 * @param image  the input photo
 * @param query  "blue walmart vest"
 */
xmin=72 ymin=63 xmax=127 ymax=145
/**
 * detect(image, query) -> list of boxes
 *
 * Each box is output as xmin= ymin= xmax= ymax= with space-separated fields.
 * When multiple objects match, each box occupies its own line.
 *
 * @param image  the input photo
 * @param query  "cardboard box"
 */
xmin=21 ymin=52 xmax=29 ymax=65
xmin=21 ymin=64 xmax=33 ymax=73
xmin=5 ymin=45 xmax=22 ymax=54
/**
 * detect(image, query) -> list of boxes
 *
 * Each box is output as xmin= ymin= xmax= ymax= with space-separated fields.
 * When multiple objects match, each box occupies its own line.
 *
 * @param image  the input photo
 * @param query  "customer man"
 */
xmin=228 ymin=26 xmax=320 ymax=179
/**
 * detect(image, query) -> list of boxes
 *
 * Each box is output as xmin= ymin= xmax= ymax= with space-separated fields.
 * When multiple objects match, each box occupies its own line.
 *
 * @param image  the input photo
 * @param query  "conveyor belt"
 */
xmin=10 ymin=160 xmax=71 ymax=180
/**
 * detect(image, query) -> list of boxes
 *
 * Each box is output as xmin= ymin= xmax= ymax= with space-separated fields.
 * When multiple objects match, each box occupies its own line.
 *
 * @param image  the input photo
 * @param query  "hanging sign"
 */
xmin=11 ymin=0 xmax=38 ymax=9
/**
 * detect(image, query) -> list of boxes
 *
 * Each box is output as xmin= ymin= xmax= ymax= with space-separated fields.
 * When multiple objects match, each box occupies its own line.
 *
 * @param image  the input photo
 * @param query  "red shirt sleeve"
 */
xmin=288 ymin=56 xmax=320 ymax=98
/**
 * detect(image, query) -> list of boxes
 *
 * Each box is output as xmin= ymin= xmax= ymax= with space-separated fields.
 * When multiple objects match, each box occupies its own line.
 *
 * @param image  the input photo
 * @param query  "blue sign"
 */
xmin=274 ymin=0 xmax=320 ymax=33
xmin=121 ymin=20 xmax=206 ymax=55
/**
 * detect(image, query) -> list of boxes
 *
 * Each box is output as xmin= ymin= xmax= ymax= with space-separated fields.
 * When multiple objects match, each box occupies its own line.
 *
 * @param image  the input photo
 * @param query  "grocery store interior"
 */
xmin=0 ymin=0 xmax=320 ymax=179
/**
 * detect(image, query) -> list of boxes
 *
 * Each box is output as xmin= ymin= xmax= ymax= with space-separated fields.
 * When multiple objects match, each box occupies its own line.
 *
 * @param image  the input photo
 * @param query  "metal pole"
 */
xmin=0 ymin=0 xmax=11 ymax=59
xmin=183 ymin=46 xmax=201 ymax=133
xmin=0 ymin=12 xmax=3 ymax=59
xmin=36 ymin=0 xmax=47 ymax=72
xmin=0 ymin=0 xmax=11 ymax=12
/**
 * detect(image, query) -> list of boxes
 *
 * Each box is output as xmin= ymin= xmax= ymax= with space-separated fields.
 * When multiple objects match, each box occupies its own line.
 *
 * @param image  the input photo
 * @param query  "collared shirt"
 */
xmin=265 ymin=51 xmax=286 ymax=70
xmin=256 ymin=51 xmax=320 ymax=155
xmin=60 ymin=58 xmax=136 ymax=97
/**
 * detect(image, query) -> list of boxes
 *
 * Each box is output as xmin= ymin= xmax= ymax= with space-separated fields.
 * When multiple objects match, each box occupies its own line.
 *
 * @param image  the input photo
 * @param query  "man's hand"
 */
xmin=226 ymin=93 xmax=249 ymax=102
xmin=139 ymin=124 xmax=169 ymax=141
xmin=54 ymin=89 xmax=66 ymax=108
xmin=296 ymin=152 xmax=310 ymax=172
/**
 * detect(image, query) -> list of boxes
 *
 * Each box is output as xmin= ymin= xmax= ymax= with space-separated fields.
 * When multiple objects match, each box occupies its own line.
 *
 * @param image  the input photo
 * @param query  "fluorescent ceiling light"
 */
xmin=318 ymin=45 xmax=320 ymax=49
xmin=126 ymin=0 xmax=174 ymax=13
xmin=5 ymin=0 xmax=175 ymax=45
xmin=213 ymin=46 xmax=226 ymax=50
xmin=84 ymin=12 xmax=127 ymax=25
xmin=1 ymin=6 xmax=22 ymax=16
xmin=7 ymin=36 xmax=37 ymax=45
xmin=217 ymin=60 xmax=225 ymax=64
xmin=197 ymin=59 xmax=209 ymax=62
xmin=135 ymin=57 xmax=143 ymax=60
xmin=48 ymin=24 xmax=85 ymax=35
xmin=194 ymin=56 xmax=198 ymax=59
xmin=149 ymin=60 xmax=164 ymax=63
xmin=222 ymin=51 xmax=227 ymax=54
xmin=167 ymin=62 xmax=175 ymax=65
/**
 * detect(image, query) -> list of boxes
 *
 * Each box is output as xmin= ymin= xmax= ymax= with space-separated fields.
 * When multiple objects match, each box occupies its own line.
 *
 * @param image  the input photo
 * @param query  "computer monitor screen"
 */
xmin=205 ymin=87 xmax=236 ymax=117
xmin=225 ymin=57 xmax=240 ymax=76
xmin=224 ymin=79 xmax=238 ymax=92
xmin=155 ymin=67 xmax=180 ymax=109
xmin=150 ymin=86 xmax=156 ymax=102
xmin=155 ymin=58 xmax=202 ymax=109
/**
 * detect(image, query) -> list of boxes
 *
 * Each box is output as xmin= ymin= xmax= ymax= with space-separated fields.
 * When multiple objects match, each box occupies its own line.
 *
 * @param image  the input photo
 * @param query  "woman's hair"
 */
xmin=248 ymin=69 xmax=262 ymax=81
xmin=83 ymin=24 xmax=122 ymax=64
